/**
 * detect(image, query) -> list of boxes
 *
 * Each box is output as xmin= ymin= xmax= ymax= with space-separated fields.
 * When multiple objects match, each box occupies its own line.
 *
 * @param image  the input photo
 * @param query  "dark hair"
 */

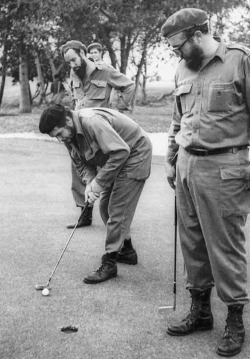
xmin=183 ymin=22 xmax=209 ymax=38
xmin=39 ymin=104 xmax=72 ymax=134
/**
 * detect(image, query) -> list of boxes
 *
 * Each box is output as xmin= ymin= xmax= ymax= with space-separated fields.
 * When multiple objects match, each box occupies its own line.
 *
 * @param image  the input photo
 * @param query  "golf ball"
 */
xmin=42 ymin=288 xmax=50 ymax=296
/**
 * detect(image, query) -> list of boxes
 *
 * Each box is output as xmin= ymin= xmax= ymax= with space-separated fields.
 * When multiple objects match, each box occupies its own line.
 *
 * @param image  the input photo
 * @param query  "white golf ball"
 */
xmin=42 ymin=288 xmax=50 ymax=296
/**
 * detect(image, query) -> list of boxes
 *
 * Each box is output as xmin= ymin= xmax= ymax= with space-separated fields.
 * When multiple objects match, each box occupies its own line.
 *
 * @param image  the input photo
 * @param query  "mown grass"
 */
xmin=0 ymin=77 xmax=174 ymax=133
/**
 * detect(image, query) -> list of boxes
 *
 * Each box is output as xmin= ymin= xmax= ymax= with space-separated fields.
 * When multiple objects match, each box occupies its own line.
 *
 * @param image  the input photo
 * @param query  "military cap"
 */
xmin=161 ymin=8 xmax=208 ymax=38
xmin=39 ymin=104 xmax=67 ymax=134
xmin=87 ymin=42 xmax=103 ymax=53
xmin=60 ymin=40 xmax=87 ymax=57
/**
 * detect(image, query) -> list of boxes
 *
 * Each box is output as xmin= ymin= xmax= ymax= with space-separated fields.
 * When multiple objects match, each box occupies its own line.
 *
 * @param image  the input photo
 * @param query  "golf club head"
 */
xmin=158 ymin=305 xmax=176 ymax=313
xmin=35 ymin=284 xmax=50 ymax=291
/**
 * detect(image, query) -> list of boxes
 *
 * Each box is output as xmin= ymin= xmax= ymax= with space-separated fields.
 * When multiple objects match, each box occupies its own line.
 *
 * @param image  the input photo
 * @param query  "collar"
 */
xmin=72 ymin=111 xmax=85 ymax=136
xmin=211 ymin=37 xmax=227 ymax=63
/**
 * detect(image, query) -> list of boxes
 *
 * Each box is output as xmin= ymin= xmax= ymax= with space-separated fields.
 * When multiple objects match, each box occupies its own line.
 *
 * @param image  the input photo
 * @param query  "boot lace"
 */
xmin=184 ymin=300 xmax=201 ymax=323
xmin=223 ymin=312 xmax=244 ymax=343
xmin=96 ymin=256 xmax=108 ymax=273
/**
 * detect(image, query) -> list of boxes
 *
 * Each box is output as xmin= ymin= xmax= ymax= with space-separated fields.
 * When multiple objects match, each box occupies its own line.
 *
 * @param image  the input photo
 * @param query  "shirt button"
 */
xmin=197 ymin=91 xmax=201 ymax=95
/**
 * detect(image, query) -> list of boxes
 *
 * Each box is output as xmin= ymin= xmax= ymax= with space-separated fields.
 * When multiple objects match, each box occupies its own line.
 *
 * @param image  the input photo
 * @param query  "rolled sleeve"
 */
xmin=107 ymin=69 xmax=135 ymax=110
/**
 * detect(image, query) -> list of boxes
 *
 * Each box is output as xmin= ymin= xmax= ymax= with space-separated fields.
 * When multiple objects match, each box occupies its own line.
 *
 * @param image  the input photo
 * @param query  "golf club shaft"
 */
xmin=159 ymin=193 xmax=177 ymax=312
xmin=45 ymin=202 xmax=89 ymax=286
xmin=173 ymin=193 xmax=177 ymax=310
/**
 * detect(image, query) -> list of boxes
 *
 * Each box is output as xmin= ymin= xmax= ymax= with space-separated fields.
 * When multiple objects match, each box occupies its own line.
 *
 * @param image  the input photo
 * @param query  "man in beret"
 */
xmin=60 ymin=40 xmax=137 ymax=265
xmin=39 ymin=104 xmax=152 ymax=284
xmin=162 ymin=7 xmax=250 ymax=357
xmin=87 ymin=42 xmax=103 ymax=64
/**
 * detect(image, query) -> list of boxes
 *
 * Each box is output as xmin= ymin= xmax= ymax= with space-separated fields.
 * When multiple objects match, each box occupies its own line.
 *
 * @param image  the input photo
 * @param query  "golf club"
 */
xmin=159 ymin=193 xmax=177 ymax=312
xmin=35 ymin=201 xmax=89 ymax=291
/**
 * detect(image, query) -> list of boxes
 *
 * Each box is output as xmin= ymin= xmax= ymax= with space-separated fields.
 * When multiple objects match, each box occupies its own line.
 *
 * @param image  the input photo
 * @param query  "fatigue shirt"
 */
xmin=167 ymin=38 xmax=250 ymax=164
xmin=70 ymin=63 xmax=134 ymax=111
xmin=66 ymin=108 xmax=152 ymax=189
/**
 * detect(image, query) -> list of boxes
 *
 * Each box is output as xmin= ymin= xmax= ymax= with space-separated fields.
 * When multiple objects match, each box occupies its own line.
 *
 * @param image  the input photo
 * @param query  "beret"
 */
xmin=60 ymin=40 xmax=87 ymax=56
xmin=162 ymin=8 xmax=208 ymax=38
xmin=87 ymin=42 xmax=102 ymax=53
xmin=39 ymin=104 xmax=66 ymax=134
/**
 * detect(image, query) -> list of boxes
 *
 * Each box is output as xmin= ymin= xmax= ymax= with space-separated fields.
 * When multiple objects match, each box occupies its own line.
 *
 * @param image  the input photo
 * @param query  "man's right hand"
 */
xmin=165 ymin=163 xmax=176 ymax=189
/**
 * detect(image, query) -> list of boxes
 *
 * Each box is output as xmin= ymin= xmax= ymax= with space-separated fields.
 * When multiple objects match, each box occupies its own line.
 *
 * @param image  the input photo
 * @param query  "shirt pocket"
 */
xmin=207 ymin=81 xmax=235 ymax=113
xmin=174 ymin=83 xmax=192 ymax=114
xmin=220 ymin=164 xmax=250 ymax=216
xmin=90 ymin=80 xmax=107 ymax=100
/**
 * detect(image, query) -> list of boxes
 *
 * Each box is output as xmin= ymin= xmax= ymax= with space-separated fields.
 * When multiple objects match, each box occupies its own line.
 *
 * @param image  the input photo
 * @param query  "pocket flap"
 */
xmin=91 ymin=80 xmax=107 ymax=88
xmin=220 ymin=165 xmax=246 ymax=180
xmin=174 ymin=83 xmax=192 ymax=96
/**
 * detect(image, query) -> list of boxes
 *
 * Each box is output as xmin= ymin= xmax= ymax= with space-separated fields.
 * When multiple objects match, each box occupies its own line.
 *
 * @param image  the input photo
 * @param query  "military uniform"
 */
xmin=162 ymin=7 xmax=250 ymax=356
xmin=168 ymin=38 xmax=250 ymax=305
xmin=66 ymin=108 xmax=152 ymax=252
xmin=68 ymin=61 xmax=135 ymax=208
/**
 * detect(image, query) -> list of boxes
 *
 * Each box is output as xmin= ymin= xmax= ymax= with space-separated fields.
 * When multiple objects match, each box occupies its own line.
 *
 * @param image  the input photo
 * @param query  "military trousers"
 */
xmin=99 ymin=173 xmax=146 ymax=253
xmin=71 ymin=162 xmax=86 ymax=207
xmin=176 ymin=146 xmax=250 ymax=305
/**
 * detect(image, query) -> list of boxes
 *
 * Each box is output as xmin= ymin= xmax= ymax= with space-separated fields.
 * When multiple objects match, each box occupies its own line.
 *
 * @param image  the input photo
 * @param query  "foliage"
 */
xmin=0 ymin=0 xmax=248 ymax=111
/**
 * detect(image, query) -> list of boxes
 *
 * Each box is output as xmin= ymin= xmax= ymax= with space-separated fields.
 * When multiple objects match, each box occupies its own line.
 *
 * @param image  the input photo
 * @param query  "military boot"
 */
xmin=83 ymin=252 xmax=117 ymax=284
xmin=217 ymin=305 xmax=245 ymax=357
xmin=167 ymin=288 xmax=214 ymax=336
xmin=116 ymin=238 xmax=138 ymax=265
xmin=67 ymin=204 xmax=93 ymax=229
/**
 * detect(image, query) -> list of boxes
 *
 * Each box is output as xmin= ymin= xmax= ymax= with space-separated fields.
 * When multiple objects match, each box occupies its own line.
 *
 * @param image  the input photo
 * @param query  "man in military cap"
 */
xmin=60 ymin=40 xmax=137 ymax=265
xmin=39 ymin=104 xmax=152 ymax=284
xmin=87 ymin=42 xmax=103 ymax=64
xmin=162 ymin=7 xmax=250 ymax=357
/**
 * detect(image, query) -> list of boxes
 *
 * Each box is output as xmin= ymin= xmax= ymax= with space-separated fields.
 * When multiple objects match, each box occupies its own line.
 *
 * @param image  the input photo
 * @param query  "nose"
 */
xmin=70 ymin=61 xmax=76 ymax=69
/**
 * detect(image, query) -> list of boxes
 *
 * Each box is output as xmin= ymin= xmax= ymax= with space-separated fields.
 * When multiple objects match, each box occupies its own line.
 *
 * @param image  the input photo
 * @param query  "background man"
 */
xmin=162 ymin=7 xmax=250 ymax=357
xmin=39 ymin=104 xmax=152 ymax=284
xmin=87 ymin=42 xmax=103 ymax=63
xmin=60 ymin=41 xmax=135 ymax=265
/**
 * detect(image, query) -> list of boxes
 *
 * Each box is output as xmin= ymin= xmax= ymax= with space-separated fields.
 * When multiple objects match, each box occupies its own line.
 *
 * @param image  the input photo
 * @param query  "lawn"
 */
xmin=0 ymin=77 xmax=174 ymax=134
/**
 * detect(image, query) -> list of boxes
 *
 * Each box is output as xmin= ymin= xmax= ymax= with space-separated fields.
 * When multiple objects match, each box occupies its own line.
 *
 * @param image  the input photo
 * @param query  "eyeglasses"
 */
xmin=169 ymin=35 xmax=193 ymax=54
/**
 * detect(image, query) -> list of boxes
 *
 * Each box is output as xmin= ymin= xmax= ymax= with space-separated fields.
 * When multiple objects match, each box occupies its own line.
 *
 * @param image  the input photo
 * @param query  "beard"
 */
xmin=183 ymin=44 xmax=204 ymax=71
xmin=74 ymin=58 xmax=87 ymax=79
xmin=62 ymin=125 xmax=76 ymax=144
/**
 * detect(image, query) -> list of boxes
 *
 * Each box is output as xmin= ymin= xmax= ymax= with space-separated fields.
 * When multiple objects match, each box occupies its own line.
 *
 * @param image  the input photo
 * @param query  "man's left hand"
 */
xmin=91 ymin=179 xmax=104 ymax=193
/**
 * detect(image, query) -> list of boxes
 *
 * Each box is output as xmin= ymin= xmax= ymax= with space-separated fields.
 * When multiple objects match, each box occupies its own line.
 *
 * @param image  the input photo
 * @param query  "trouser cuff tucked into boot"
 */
xmin=217 ymin=305 xmax=245 ymax=357
xmin=83 ymin=252 xmax=117 ymax=284
xmin=116 ymin=238 xmax=138 ymax=265
xmin=167 ymin=288 xmax=214 ymax=336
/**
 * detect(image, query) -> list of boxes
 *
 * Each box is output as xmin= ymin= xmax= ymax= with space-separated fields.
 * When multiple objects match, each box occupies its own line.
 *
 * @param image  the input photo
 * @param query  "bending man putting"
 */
xmin=39 ymin=104 xmax=152 ymax=284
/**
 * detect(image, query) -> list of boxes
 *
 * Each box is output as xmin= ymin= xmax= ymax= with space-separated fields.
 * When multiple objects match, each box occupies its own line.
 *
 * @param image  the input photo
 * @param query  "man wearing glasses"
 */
xmin=162 ymin=8 xmax=250 ymax=357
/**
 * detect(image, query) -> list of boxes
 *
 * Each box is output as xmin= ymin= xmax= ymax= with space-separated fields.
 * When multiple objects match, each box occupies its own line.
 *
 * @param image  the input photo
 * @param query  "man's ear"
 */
xmin=80 ymin=49 xmax=86 ymax=58
xmin=193 ymin=30 xmax=203 ymax=42
xmin=65 ymin=116 xmax=73 ymax=127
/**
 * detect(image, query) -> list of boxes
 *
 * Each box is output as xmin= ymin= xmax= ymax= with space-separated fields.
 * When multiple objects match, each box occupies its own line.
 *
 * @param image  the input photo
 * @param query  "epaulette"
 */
xmin=96 ymin=62 xmax=114 ymax=71
xmin=227 ymin=43 xmax=250 ymax=56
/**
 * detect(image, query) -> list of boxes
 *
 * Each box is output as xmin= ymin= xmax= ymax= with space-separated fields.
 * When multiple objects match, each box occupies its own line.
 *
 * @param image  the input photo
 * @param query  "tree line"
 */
xmin=0 ymin=0 xmax=247 ymax=113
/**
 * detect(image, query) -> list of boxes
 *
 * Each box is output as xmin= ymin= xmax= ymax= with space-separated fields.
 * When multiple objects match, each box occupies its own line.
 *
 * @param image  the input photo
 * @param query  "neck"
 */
xmin=202 ymin=37 xmax=219 ymax=58
xmin=85 ymin=59 xmax=96 ymax=78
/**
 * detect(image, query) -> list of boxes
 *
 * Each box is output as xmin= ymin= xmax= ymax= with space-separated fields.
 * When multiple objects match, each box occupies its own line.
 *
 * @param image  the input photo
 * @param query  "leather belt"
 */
xmin=185 ymin=145 xmax=248 ymax=157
